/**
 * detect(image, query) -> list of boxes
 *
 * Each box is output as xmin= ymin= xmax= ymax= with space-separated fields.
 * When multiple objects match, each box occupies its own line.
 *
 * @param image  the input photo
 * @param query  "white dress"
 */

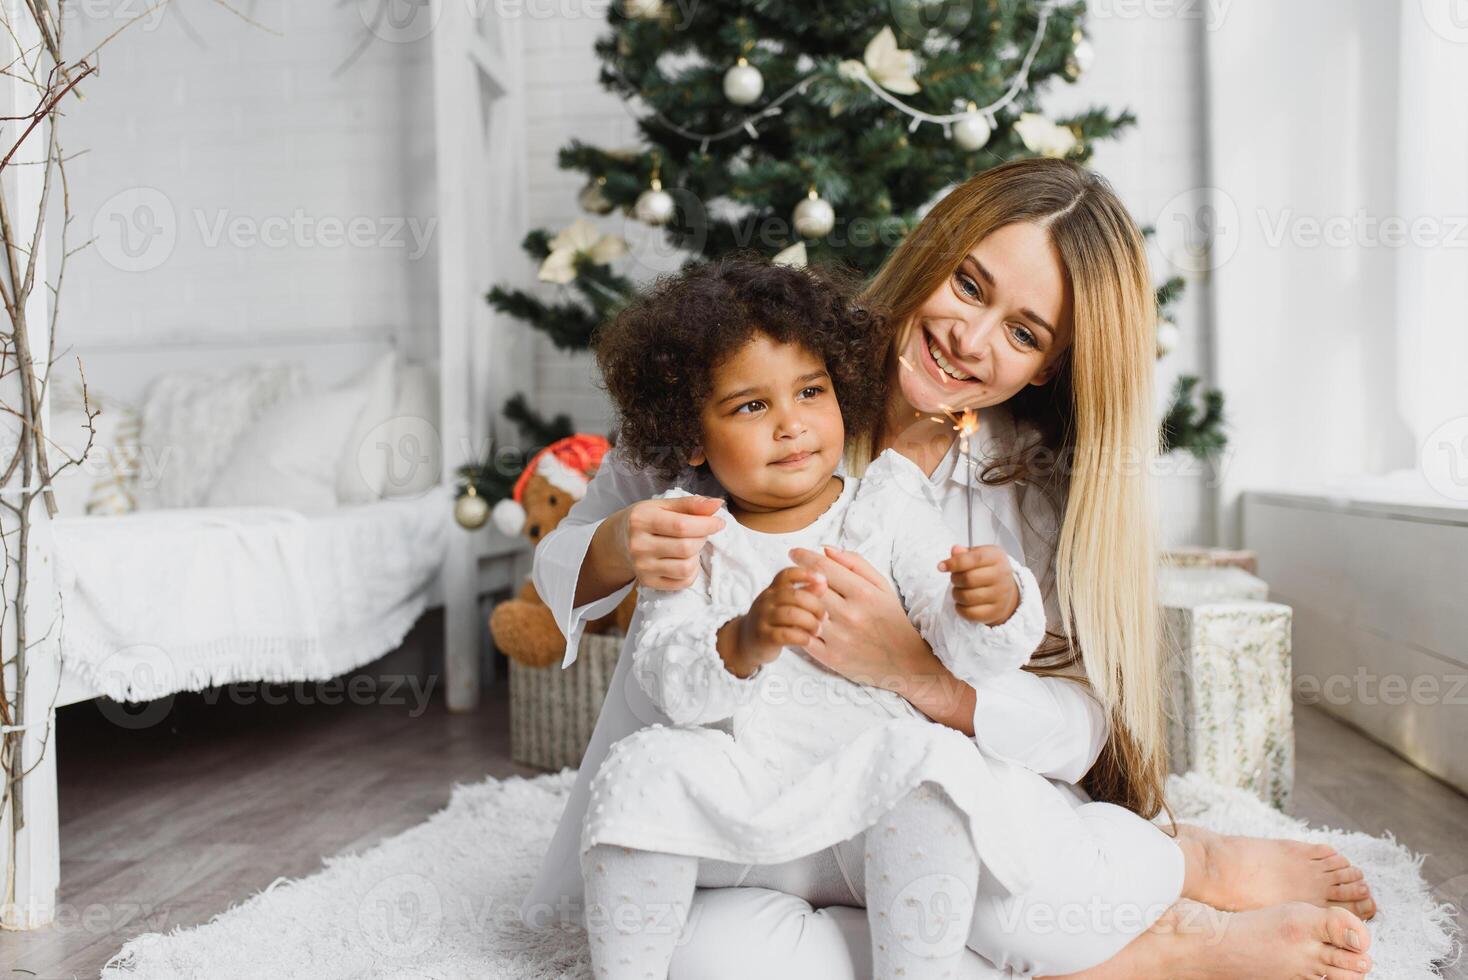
xmin=579 ymin=449 xmax=1054 ymax=897
xmin=520 ymin=406 xmax=1115 ymax=925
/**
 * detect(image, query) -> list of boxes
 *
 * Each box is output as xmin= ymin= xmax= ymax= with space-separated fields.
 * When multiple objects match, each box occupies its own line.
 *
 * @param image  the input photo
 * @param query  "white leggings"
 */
xmin=664 ymin=798 xmax=1186 ymax=979
xmin=584 ymin=784 xmax=981 ymax=980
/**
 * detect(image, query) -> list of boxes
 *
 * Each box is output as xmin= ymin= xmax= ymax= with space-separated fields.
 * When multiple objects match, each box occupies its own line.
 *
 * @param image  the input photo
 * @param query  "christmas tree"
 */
xmin=474 ymin=0 xmax=1224 ymax=502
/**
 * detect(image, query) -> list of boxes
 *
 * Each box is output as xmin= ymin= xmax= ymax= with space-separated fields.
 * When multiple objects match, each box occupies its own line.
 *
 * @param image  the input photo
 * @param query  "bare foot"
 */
xmin=1157 ymin=899 xmax=1373 ymax=980
xmin=1044 ymin=899 xmax=1372 ymax=980
xmin=1178 ymin=824 xmax=1377 ymax=920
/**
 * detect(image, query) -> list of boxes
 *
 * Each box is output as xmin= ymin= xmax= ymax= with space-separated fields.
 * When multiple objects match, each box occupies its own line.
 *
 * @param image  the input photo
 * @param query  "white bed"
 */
xmin=50 ymin=491 xmax=449 ymax=708
xmin=41 ymin=335 xmax=461 ymax=710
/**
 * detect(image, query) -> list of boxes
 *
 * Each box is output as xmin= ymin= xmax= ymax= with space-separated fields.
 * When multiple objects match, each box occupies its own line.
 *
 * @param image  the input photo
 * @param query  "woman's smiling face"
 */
xmin=894 ymin=221 xmax=1075 ymax=418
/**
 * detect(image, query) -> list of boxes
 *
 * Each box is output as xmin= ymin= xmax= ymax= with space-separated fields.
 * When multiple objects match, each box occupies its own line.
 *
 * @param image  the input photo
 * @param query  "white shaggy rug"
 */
xmin=101 ymin=771 xmax=1459 ymax=980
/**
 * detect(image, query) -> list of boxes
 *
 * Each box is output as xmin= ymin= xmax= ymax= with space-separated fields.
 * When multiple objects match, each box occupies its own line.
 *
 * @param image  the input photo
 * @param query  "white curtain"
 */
xmin=1204 ymin=1 xmax=1466 ymax=542
xmin=1394 ymin=4 xmax=1468 ymax=462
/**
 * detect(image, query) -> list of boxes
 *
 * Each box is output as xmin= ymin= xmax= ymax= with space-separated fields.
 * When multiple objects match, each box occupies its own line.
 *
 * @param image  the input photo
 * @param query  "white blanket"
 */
xmin=98 ymin=771 xmax=1460 ymax=980
xmin=52 ymin=490 xmax=448 ymax=702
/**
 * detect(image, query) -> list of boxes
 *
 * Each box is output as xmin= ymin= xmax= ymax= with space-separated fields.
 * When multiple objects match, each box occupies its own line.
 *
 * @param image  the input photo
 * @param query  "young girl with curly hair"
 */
xmin=581 ymin=254 xmax=1056 ymax=979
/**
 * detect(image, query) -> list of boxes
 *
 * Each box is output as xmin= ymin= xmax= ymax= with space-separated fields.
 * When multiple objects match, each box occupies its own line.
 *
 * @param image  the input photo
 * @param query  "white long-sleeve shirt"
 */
xmin=532 ymin=408 xmax=1107 ymax=782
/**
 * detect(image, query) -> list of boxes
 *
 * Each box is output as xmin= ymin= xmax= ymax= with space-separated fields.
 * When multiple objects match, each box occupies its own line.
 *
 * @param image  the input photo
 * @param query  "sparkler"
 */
xmin=954 ymin=409 xmax=980 ymax=548
xmin=897 ymin=351 xmax=981 ymax=547
xmin=928 ymin=402 xmax=980 ymax=547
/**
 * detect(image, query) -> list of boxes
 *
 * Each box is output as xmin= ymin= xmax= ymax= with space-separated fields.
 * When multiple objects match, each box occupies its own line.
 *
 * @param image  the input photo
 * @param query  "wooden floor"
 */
xmin=2 ymin=636 xmax=1464 ymax=978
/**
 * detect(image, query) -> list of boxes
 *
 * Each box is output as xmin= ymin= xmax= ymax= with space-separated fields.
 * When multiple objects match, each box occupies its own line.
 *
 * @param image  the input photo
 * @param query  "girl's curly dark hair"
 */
xmin=594 ymin=252 xmax=887 ymax=483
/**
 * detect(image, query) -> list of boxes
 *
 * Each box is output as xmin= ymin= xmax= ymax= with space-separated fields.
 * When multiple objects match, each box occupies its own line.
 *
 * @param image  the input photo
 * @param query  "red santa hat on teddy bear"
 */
xmin=491 ymin=433 xmax=612 ymax=537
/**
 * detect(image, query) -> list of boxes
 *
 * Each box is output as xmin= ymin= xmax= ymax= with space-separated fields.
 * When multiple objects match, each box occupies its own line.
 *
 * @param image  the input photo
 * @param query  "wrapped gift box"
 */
xmin=1163 ymin=546 xmax=1259 ymax=576
xmin=1161 ymin=564 xmax=1295 ymax=809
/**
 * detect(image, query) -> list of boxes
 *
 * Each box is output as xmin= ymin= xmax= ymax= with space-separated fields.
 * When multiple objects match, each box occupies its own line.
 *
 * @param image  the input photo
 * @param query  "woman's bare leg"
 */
xmin=1041 ymin=899 xmax=1373 ymax=980
xmin=1172 ymin=824 xmax=1377 ymax=920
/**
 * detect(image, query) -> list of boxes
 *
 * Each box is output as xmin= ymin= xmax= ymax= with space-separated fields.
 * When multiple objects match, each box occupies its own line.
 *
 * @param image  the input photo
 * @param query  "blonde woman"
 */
xmin=521 ymin=159 xmax=1377 ymax=979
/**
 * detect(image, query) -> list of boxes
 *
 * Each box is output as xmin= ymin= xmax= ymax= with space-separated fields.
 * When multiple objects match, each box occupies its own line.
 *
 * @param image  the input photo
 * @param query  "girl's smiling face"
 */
xmin=894 ymin=221 xmax=1075 ymax=418
xmin=690 ymin=332 xmax=844 ymax=517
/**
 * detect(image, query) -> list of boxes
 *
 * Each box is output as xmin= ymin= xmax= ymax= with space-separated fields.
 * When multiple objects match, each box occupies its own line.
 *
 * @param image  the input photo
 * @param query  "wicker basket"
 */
xmin=509 ymin=632 xmax=623 ymax=772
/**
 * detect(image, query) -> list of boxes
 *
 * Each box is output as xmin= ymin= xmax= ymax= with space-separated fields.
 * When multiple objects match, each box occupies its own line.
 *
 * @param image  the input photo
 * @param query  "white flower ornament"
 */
xmin=537 ymin=218 xmax=628 ymax=284
xmin=839 ymin=26 xmax=921 ymax=96
xmin=1014 ymin=113 xmax=1078 ymax=159
xmin=771 ymin=241 xmax=807 ymax=268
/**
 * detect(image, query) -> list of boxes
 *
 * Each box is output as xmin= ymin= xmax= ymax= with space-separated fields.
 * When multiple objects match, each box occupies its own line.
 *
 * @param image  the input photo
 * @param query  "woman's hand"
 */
xmin=618 ymin=495 xmax=726 ymax=589
xmin=576 ymin=496 xmax=725 ymax=605
xmin=787 ymin=545 xmax=977 ymax=735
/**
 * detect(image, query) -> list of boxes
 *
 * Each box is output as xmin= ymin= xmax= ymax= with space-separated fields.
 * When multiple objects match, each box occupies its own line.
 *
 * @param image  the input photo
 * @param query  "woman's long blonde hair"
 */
xmin=857 ymin=158 xmax=1167 ymax=819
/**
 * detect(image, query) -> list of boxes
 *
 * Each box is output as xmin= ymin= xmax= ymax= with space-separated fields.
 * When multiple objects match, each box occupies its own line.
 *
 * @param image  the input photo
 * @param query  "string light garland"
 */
xmin=850 ymin=1 xmax=1057 ymax=138
xmin=606 ymin=1 xmax=1062 ymax=151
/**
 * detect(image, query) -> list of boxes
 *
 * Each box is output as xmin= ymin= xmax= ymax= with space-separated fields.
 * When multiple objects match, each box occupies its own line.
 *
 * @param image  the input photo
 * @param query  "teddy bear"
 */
xmin=488 ymin=434 xmax=636 ymax=668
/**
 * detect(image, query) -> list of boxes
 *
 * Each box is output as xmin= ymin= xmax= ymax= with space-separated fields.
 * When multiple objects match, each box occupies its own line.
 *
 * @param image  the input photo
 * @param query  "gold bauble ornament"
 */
xmin=454 ymin=485 xmax=490 ymax=530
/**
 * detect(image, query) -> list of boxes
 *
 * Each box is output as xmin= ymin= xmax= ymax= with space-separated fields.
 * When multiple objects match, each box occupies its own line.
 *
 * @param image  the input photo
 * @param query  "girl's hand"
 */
xmin=788 ymin=545 xmax=978 ymax=735
xmin=728 ymin=567 xmax=828 ymax=674
xmin=611 ymin=495 xmax=726 ymax=590
xmin=939 ymin=545 xmax=1021 ymax=626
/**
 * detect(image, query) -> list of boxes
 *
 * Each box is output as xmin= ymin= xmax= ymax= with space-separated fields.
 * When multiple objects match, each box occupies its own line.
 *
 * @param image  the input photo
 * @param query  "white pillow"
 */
xmin=335 ymin=351 xmax=398 ymax=504
xmin=135 ymin=361 xmax=306 ymax=510
xmin=381 ymin=362 xmax=441 ymax=499
xmin=48 ymin=384 xmax=143 ymax=517
xmin=207 ymin=381 xmax=372 ymax=513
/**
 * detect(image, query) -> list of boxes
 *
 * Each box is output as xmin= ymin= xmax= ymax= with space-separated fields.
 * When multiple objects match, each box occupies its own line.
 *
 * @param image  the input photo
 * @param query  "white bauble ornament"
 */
xmin=578 ymin=177 xmax=613 ymax=215
xmin=792 ymin=189 xmax=835 ymax=239
xmin=952 ymin=106 xmax=992 ymax=151
xmin=723 ymin=57 xmax=764 ymax=106
xmin=634 ymin=179 xmax=675 ymax=225
xmin=454 ymin=486 xmax=490 ymax=530
xmin=1156 ymin=319 xmax=1181 ymax=358
xmin=1072 ymin=37 xmax=1095 ymax=74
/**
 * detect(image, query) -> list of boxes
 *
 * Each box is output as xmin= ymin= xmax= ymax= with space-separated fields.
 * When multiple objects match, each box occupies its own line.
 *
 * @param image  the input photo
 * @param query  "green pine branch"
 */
xmin=1161 ymin=375 xmax=1228 ymax=459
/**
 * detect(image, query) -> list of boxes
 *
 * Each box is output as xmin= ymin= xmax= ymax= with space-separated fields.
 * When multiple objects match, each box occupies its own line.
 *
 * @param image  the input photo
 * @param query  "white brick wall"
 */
xmin=56 ymin=1 xmax=437 ymax=349
xmin=517 ymin=12 xmax=642 ymax=435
